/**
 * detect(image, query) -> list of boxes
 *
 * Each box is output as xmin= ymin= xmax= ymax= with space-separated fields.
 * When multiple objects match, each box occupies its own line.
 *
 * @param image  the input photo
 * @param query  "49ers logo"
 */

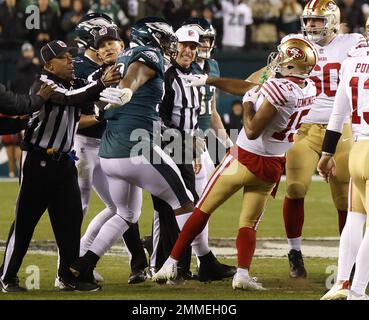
xmin=286 ymin=47 xmax=305 ymax=60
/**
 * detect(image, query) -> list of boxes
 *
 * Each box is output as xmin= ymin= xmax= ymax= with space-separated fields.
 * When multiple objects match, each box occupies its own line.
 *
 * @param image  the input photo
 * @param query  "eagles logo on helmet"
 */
xmin=74 ymin=13 xmax=118 ymax=50
xmin=130 ymin=17 xmax=178 ymax=59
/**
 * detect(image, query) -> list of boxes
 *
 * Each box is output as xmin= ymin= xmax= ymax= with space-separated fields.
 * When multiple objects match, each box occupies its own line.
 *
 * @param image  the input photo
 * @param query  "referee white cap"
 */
xmin=175 ymin=27 xmax=200 ymax=44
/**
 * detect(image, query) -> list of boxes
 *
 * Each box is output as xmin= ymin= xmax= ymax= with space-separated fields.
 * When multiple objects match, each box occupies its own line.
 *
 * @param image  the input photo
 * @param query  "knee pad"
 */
xmin=286 ymin=182 xmax=308 ymax=199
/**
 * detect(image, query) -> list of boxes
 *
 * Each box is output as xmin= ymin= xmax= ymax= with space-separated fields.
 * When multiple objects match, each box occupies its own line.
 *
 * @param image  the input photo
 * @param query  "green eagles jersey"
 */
xmin=99 ymin=45 xmax=165 ymax=158
xmin=194 ymin=59 xmax=220 ymax=132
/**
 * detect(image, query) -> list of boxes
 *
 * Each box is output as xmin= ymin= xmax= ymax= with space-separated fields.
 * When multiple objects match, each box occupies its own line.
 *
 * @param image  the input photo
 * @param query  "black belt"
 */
xmin=21 ymin=141 xmax=71 ymax=162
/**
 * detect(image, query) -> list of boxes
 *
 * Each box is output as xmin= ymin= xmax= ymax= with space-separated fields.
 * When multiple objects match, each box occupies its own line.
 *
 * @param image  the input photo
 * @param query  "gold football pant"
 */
xmin=286 ymin=123 xmax=352 ymax=211
xmin=197 ymin=154 xmax=276 ymax=229
xmin=348 ymin=140 xmax=369 ymax=220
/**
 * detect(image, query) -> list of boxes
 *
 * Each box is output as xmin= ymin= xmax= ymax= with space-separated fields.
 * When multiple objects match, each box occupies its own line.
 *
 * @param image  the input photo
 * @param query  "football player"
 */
xmin=147 ymin=18 xmax=236 ymax=282
xmin=281 ymin=0 xmax=365 ymax=279
xmin=153 ymin=37 xmax=318 ymax=290
xmin=71 ymin=14 xmax=148 ymax=285
xmin=68 ymin=17 xmax=197 ymax=285
xmin=319 ymin=17 xmax=369 ymax=301
xmin=317 ymin=29 xmax=369 ymax=299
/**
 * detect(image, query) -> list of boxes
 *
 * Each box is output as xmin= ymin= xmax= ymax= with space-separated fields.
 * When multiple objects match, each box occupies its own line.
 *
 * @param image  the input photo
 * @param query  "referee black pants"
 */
xmin=1 ymin=151 xmax=83 ymax=283
xmin=151 ymin=163 xmax=199 ymax=272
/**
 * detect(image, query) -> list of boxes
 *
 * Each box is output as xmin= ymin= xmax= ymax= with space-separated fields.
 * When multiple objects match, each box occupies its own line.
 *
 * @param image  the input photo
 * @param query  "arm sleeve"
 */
xmin=0 ymin=83 xmax=44 ymax=115
xmin=34 ymin=78 xmax=106 ymax=107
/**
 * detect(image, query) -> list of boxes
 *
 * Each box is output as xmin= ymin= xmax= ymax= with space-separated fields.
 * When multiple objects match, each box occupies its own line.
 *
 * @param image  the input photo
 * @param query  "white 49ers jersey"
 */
xmin=282 ymin=33 xmax=364 ymax=124
xmin=327 ymin=49 xmax=369 ymax=138
xmin=237 ymin=78 xmax=316 ymax=156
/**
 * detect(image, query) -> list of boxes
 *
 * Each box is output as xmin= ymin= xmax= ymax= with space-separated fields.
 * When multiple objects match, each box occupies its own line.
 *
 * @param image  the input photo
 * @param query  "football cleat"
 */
xmin=152 ymin=263 xmax=177 ymax=282
xmin=232 ymin=272 xmax=266 ymax=291
xmin=347 ymin=290 xmax=369 ymax=300
xmin=57 ymin=277 xmax=101 ymax=292
xmin=288 ymin=249 xmax=307 ymax=278
xmin=198 ymin=251 xmax=236 ymax=282
xmin=320 ymin=280 xmax=349 ymax=300
xmin=54 ymin=277 xmax=66 ymax=289
xmin=0 ymin=277 xmax=27 ymax=293
xmin=93 ymin=270 xmax=104 ymax=283
xmin=128 ymin=270 xmax=147 ymax=284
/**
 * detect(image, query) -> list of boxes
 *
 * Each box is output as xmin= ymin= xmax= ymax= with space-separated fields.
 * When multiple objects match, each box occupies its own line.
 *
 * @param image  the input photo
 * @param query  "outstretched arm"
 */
xmin=207 ymin=76 xmax=256 ymax=96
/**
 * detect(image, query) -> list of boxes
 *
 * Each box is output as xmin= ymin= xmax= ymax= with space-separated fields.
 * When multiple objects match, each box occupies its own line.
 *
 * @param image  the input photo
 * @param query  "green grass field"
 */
xmin=0 ymin=180 xmax=340 ymax=300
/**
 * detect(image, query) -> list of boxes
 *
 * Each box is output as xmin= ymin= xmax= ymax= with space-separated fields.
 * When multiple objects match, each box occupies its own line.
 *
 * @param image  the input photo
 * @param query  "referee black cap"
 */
xmin=40 ymin=40 xmax=78 ymax=64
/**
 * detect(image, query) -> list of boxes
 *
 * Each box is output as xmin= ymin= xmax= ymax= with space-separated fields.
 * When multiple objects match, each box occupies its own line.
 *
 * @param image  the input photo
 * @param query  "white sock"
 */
xmin=175 ymin=212 xmax=191 ymax=229
xmin=89 ymin=214 xmax=130 ymax=257
xmin=176 ymin=213 xmax=210 ymax=257
xmin=80 ymin=208 xmax=115 ymax=256
xmin=150 ymin=211 xmax=160 ymax=269
xmin=350 ymin=227 xmax=369 ymax=295
xmin=337 ymin=211 xmax=366 ymax=281
xmin=287 ymin=237 xmax=302 ymax=251
xmin=192 ymin=222 xmax=210 ymax=257
xmin=237 ymin=267 xmax=249 ymax=277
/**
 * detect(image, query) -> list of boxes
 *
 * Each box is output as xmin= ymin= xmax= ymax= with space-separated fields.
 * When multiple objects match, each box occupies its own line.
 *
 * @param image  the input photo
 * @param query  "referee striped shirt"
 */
xmin=160 ymin=61 xmax=202 ymax=136
xmin=24 ymin=71 xmax=106 ymax=153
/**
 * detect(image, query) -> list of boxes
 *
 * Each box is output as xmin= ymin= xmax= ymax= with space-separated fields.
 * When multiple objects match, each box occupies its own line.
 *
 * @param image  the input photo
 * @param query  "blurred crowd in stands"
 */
xmin=0 ymin=0 xmax=368 ymax=176
xmin=1 ymin=0 xmax=368 ymax=55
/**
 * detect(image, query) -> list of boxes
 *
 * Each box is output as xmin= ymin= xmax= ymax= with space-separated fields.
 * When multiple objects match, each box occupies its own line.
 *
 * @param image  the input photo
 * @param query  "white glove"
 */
xmin=180 ymin=74 xmax=208 ymax=87
xmin=100 ymin=87 xmax=133 ymax=110
xmin=242 ymin=86 xmax=261 ymax=104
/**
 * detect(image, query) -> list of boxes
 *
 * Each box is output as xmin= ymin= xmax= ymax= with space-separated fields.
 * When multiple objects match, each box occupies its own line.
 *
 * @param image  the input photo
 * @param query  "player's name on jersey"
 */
xmin=355 ymin=63 xmax=369 ymax=73
xmin=297 ymin=96 xmax=316 ymax=108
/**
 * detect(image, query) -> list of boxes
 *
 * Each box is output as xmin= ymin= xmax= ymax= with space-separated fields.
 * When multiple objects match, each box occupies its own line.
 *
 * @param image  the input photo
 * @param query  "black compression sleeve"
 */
xmin=322 ymin=130 xmax=342 ymax=155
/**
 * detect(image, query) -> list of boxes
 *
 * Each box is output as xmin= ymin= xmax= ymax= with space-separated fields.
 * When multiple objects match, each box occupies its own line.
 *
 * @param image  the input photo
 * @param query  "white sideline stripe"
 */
xmin=213 ymin=236 xmax=340 ymax=241
xmin=0 ymin=243 xmax=339 ymax=259
xmin=0 ymin=178 xmax=18 ymax=182
xmin=0 ymin=175 xmax=325 ymax=183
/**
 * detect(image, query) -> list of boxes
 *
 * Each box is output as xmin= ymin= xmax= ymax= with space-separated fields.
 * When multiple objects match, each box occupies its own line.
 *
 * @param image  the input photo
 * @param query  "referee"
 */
xmin=0 ymin=40 xmax=120 ymax=292
xmin=149 ymin=27 xmax=203 ymax=279
xmin=150 ymin=27 xmax=235 ymax=281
